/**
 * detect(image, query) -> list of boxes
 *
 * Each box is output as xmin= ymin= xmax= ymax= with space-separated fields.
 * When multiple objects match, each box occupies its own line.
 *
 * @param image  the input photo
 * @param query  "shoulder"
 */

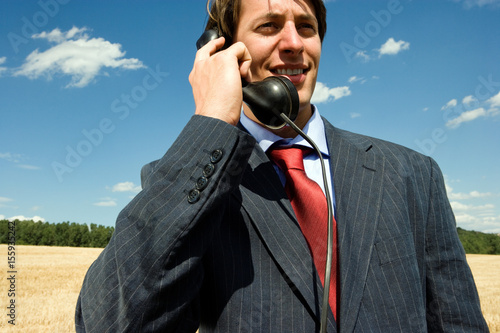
xmin=322 ymin=117 xmax=439 ymax=180
xmin=140 ymin=115 xmax=257 ymax=189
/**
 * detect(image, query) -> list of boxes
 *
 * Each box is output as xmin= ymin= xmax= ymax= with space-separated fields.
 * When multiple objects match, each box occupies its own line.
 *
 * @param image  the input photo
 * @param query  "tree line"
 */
xmin=1 ymin=219 xmax=499 ymax=253
xmin=0 ymin=219 xmax=114 ymax=248
xmin=457 ymin=227 xmax=500 ymax=255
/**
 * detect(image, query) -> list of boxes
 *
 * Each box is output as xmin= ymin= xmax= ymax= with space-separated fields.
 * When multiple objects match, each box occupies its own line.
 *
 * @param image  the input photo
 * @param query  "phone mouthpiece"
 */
xmin=242 ymin=76 xmax=299 ymax=129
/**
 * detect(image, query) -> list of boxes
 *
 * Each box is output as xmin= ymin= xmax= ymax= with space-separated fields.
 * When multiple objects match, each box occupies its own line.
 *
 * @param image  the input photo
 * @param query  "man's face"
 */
xmin=234 ymin=0 xmax=322 ymax=112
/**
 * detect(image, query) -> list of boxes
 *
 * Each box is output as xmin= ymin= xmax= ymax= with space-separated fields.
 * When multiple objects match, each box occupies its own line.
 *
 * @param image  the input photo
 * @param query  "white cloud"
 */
xmin=441 ymin=99 xmax=458 ymax=110
xmin=0 ymin=56 xmax=6 ymax=76
xmin=18 ymin=164 xmax=41 ymax=170
xmin=0 ymin=197 xmax=13 ymax=208
xmin=453 ymin=0 xmax=500 ymax=9
xmin=93 ymin=197 xmax=117 ymax=207
xmin=110 ymin=181 xmax=141 ymax=193
xmin=7 ymin=215 xmax=46 ymax=222
xmin=462 ymin=95 xmax=478 ymax=106
xmin=0 ymin=152 xmax=23 ymax=163
xmin=348 ymin=76 xmax=368 ymax=85
xmin=446 ymin=181 xmax=496 ymax=200
xmin=487 ymin=91 xmax=500 ymax=108
xmin=455 ymin=213 xmax=500 ymax=233
xmin=449 ymin=190 xmax=494 ymax=200
xmin=378 ymin=38 xmax=410 ymax=57
xmin=34 ymin=26 xmax=85 ymax=43
xmin=355 ymin=50 xmax=371 ymax=62
xmin=13 ymin=27 xmax=145 ymax=88
xmin=350 ymin=113 xmax=361 ymax=119
xmin=0 ymin=152 xmax=39 ymax=170
xmin=450 ymin=201 xmax=495 ymax=211
xmin=348 ymin=76 xmax=359 ymax=84
xmin=446 ymin=107 xmax=486 ymax=128
xmin=440 ymin=92 xmax=500 ymax=129
xmin=422 ymin=107 xmax=429 ymax=112
xmin=445 ymin=181 xmax=500 ymax=232
xmin=311 ymin=82 xmax=351 ymax=104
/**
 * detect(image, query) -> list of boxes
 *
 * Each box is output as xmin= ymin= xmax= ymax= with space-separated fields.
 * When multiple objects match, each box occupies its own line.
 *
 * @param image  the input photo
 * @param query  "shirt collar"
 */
xmin=240 ymin=105 xmax=329 ymax=157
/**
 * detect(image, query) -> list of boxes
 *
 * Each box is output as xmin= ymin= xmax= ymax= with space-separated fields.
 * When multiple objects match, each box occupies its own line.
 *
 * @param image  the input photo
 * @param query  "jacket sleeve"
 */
xmin=424 ymin=157 xmax=489 ymax=332
xmin=75 ymin=115 xmax=256 ymax=332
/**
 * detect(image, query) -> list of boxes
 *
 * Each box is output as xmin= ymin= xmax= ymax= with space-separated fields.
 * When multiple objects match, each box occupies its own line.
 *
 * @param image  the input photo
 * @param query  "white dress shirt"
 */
xmin=240 ymin=105 xmax=336 ymax=214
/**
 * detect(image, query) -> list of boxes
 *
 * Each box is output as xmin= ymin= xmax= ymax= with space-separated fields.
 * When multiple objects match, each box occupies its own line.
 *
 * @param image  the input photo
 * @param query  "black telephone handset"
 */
xmin=196 ymin=29 xmax=299 ymax=129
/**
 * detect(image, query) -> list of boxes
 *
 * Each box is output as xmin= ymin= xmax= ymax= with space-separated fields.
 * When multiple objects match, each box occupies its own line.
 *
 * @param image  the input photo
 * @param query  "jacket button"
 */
xmin=203 ymin=163 xmax=216 ymax=178
xmin=187 ymin=189 xmax=201 ymax=204
xmin=210 ymin=149 xmax=223 ymax=163
xmin=196 ymin=176 xmax=209 ymax=191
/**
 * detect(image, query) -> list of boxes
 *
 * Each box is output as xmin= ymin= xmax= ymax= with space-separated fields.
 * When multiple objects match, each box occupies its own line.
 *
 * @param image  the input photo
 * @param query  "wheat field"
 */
xmin=0 ymin=245 xmax=498 ymax=332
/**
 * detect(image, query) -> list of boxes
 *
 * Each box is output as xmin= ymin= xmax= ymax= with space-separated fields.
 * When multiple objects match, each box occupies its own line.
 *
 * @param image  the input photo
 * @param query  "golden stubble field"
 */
xmin=0 ymin=245 xmax=498 ymax=332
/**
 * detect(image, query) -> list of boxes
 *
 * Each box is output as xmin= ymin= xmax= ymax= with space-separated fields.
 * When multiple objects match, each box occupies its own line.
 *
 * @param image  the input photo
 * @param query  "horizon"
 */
xmin=1 ymin=0 xmax=499 ymax=233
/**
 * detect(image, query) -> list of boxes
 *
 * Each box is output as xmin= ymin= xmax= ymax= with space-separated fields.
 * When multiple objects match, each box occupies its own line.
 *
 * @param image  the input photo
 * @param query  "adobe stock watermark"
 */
xmin=6 ymin=220 xmax=17 ymax=326
xmin=414 ymin=74 xmax=500 ymax=156
xmin=339 ymin=0 xmax=405 ymax=63
xmin=51 ymin=65 xmax=168 ymax=183
xmin=7 ymin=0 xmax=71 ymax=54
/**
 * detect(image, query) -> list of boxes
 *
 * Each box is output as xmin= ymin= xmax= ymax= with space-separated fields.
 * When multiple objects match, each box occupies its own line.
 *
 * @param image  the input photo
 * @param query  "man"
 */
xmin=76 ymin=0 xmax=489 ymax=332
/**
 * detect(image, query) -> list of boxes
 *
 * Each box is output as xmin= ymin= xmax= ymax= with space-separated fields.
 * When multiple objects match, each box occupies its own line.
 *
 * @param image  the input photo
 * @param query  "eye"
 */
xmin=297 ymin=23 xmax=317 ymax=37
xmin=299 ymin=23 xmax=315 ymax=30
xmin=257 ymin=22 xmax=279 ymax=34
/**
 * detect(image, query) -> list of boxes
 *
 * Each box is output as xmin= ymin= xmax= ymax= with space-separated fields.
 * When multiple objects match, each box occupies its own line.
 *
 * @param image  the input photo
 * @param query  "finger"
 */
xmin=230 ymin=42 xmax=253 ymax=81
xmin=230 ymin=41 xmax=252 ymax=63
xmin=194 ymin=36 xmax=226 ymax=62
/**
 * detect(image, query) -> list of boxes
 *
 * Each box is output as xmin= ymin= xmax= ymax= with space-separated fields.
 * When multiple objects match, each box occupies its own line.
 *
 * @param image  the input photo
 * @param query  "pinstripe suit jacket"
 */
xmin=76 ymin=115 xmax=488 ymax=332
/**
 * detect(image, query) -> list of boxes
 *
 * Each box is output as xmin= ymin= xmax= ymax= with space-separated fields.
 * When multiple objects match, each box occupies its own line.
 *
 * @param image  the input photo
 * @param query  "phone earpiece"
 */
xmin=196 ymin=29 xmax=224 ymax=50
xmin=196 ymin=29 xmax=299 ymax=129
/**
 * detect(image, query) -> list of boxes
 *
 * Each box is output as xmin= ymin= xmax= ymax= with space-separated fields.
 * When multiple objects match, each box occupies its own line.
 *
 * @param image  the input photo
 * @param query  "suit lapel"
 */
xmin=235 ymin=121 xmax=385 ymax=332
xmin=324 ymin=121 xmax=385 ymax=333
xmin=238 ymin=143 xmax=337 ymax=331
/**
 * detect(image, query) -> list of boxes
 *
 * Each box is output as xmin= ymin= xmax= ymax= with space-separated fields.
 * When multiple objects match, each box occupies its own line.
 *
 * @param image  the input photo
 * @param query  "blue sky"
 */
xmin=1 ymin=0 xmax=499 ymax=233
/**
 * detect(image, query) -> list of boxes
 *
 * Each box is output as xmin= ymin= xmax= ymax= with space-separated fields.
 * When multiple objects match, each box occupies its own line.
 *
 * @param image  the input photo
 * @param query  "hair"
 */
xmin=205 ymin=0 xmax=327 ymax=42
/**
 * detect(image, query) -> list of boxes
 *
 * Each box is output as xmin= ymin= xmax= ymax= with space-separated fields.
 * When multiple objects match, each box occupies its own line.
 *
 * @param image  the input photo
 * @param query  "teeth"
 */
xmin=276 ymin=68 xmax=303 ymax=75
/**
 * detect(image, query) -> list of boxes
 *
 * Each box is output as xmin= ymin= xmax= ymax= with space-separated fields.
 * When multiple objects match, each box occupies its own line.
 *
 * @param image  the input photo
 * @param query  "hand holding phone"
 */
xmin=190 ymin=35 xmax=251 ymax=126
xmin=194 ymin=29 xmax=298 ymax=129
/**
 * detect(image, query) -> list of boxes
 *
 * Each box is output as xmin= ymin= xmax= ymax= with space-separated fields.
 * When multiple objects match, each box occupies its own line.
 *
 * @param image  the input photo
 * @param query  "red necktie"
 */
xmin=268 ymin=146 xmax=338 ymax=320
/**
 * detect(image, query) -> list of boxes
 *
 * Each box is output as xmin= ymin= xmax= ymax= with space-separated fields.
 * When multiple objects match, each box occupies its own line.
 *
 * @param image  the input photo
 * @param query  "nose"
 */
xmin=278 ymin=22 xmax=304 ymax=55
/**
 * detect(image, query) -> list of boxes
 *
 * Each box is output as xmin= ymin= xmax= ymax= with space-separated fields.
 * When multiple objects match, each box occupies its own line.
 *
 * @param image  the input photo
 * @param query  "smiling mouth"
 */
xmin=272 ymin=68 xmax=305 ymax=76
